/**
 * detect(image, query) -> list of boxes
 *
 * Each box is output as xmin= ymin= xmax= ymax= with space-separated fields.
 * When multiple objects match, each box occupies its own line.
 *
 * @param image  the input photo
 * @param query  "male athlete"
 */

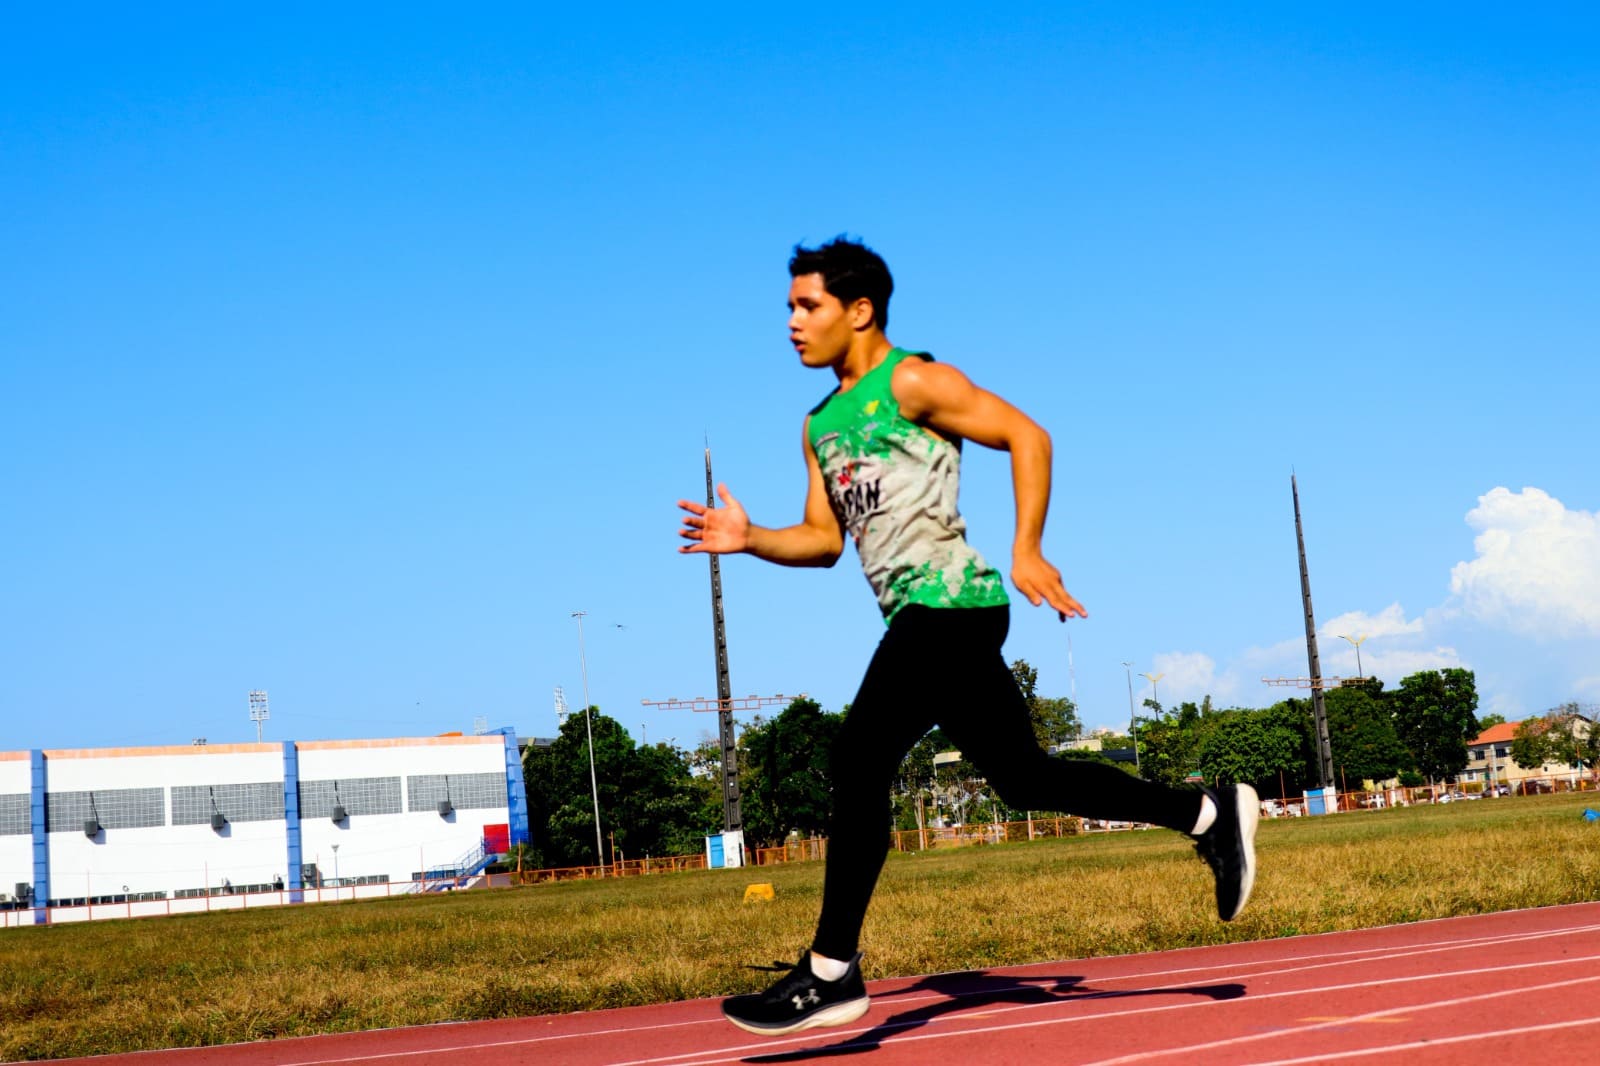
xmin=676 ymin=237 xmax=1257 ymax=1036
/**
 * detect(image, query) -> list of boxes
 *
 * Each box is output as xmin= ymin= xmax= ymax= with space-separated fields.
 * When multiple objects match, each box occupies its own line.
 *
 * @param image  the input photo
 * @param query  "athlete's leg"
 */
xmin=934 ymin=607 xmax=1205 ymax=832
xmin=810 ymin=608 xmax=943 ymax=962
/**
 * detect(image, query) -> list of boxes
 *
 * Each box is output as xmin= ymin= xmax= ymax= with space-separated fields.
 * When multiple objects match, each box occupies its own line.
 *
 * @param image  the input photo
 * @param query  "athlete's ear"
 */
xmin=848 ymin=297 xmax=877 ymax=331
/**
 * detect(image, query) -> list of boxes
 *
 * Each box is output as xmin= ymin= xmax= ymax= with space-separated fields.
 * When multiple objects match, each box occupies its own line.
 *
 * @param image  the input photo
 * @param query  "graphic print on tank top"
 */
xmin=807 ymin=348 xmax=1008 ymax=621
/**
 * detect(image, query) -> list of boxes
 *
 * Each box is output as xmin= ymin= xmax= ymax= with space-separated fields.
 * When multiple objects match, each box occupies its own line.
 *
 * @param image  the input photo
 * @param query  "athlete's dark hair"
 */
xmin=789 ymin=236 xmax=894 ymax=330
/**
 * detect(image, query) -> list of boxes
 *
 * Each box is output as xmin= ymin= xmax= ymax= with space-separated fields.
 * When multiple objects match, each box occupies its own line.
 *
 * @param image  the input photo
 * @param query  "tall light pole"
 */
xmin=1122 ymin=662 xmax=1141 ymax=773
xmin=1141 ymin=671 xmax=1167 ymax=714
xmin=248 ymin=690 xmax=269 ymax=743
xmin=571 ymin=611 xmax=606 ymax=872
xmin=1340 ymin=633 xmax=1368 ymax=679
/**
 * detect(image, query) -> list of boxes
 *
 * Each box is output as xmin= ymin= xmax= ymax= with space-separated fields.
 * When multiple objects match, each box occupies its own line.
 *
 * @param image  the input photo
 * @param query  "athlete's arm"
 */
xmin=676 ymin=420 xmax=844 ymax=567
xmin=893 ymin=358 xmax=1087 ymax=620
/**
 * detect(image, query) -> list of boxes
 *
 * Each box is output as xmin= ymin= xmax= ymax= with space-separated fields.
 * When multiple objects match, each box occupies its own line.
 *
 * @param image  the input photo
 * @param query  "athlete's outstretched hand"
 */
xmin=678 ymin=483 xmax=750 ymax=555
xmin=1012 ymin=551 xmax=1088 ymax=622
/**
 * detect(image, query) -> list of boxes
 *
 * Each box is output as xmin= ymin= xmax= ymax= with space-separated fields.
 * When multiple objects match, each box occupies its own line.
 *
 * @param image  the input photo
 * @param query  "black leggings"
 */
xmin=811 ymin=605 xmax=1204 ymax=960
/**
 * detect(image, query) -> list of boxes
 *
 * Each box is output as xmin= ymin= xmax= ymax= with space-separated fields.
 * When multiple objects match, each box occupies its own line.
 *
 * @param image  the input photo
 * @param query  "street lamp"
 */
xmin=331 ymin=843 xmax=340 ymax=899
xmin=1339 ymin=633 xmax=1368 ymax=679
xmin=1140 ymin=671 xmax=1166 ymax=714
xmin=1122 ymin=662 xmax=1141 ymax=773
xmin=572 ymin=611 xmax=606 ymax=872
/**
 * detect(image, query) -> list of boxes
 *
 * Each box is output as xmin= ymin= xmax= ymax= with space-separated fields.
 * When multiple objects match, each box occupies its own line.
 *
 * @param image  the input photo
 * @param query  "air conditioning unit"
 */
xmin=331 ymin=804 xmax=348 ymax=823
xmin=437 ymin=799 xmax=454 ymax=816
xmin=211 ymin=812 xmax=227 ymax=831
xmin=83 ymin=818 xmax=102 ymax=837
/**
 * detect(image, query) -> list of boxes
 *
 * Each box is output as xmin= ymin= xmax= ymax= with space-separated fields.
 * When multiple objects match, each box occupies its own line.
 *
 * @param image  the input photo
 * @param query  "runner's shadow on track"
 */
xmin=742 ymin=970 xmax=1245 ymax=1062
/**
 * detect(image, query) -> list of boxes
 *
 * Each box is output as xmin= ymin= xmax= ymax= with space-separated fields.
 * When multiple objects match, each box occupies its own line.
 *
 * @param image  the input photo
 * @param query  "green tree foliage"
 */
xmin=738 ymin=697 xmax=844 ymax=848
xmin=521 ymin=709 xmax=711 ymax=868
xmin=1511 ymin=704 xmax=1600 ymax=772
xmin=1390 ymin=668 xmax=1480 ymax=782
xmin=1195 ymin=705 xmax=1312 ymax=789
xmin=1323 ymin=681 xmax=1410 ymax=785
xmin=1477 ymin=712 xmax=1507 ymax=730
xmin=1132 ymin=699 xmax=1209 ymax=787
xmin=1010 ymin=658 xmax=1081 ymax=749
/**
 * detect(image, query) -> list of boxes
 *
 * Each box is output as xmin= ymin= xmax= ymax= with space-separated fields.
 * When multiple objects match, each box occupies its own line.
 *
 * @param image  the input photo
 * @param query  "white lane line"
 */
xmin=1080 ymin=972 xmax=1600 ymax=1065
xmin=606 ymin=953 xmax=1600 ymax=1066
xmin=270 ymin=921 xmax=1600 ymax=1065
xmin=1237 ymin=1015 xmax=1600 ymax=1065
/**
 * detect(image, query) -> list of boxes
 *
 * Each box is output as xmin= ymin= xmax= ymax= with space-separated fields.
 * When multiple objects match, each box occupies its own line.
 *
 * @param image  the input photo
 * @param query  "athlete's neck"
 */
xmin=832 ymin=335 xmax=895 ymax=391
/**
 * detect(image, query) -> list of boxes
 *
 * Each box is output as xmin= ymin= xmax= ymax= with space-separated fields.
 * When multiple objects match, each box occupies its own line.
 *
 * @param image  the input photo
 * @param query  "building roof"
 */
xmin=1471 ymin=721 xmax=1520 ymax=745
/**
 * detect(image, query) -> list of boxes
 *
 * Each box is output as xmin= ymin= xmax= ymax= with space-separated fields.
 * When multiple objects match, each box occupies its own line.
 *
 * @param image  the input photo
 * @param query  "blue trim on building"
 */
xmin=496 ymin=729 xmax=530 ymax=847
xmin=29 ymin=749 xmax=48 ymax=924
xmin=282 ymin=741 xmax=304 ymax=902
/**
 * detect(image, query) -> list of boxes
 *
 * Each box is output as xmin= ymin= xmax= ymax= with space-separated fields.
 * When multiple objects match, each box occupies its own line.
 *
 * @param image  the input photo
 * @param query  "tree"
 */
xmin=739 ymin=697 xmax=844 ymax=847
xmin=1194 ymin=705 xmax=1312 ymax=790
xmin=1010 ymin=658 xmax=1081 ymax=749
xmin=1323 ymin=682 xmax=1410 ymax=785
xmin=1477 ymin=712 xmax=1507 ymax=730
xmin=522 ymin=708 xmax=709 ymax=868
xmin=1390 ymin=668 xmax=1480 ymax=782
xmin=1511 ymin=704 xmax=1600 ymax=773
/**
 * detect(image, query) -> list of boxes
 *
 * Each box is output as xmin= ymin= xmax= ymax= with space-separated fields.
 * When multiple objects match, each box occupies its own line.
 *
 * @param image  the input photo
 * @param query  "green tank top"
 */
xmin=807 ymin=348 xmax=1009 ymax=621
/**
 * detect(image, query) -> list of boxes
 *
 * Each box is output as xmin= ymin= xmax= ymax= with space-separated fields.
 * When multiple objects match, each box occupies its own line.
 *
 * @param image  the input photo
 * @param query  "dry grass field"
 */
xmin=5 ymin=791 xmax=1600 ymax=1060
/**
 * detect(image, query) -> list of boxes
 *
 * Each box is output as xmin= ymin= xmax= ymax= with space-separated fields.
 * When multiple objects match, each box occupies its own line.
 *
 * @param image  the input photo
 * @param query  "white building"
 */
xmin=1 ymin=731 xmax=529 ymax=926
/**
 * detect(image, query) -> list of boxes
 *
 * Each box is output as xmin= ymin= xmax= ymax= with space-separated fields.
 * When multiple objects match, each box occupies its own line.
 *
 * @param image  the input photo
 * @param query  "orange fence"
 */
xmin=11 ymin=773 xmax=1594 ymax=928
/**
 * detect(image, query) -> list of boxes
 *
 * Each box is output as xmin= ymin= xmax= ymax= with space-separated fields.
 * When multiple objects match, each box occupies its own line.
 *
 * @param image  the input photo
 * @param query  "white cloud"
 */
xmin=1449 ymin=487 xmax=1600 ymax=638
xmin=1319 ymin=603 xmax=1424 ymax=642
xmin=1146 ymin=651 xmax=1217 ymax=706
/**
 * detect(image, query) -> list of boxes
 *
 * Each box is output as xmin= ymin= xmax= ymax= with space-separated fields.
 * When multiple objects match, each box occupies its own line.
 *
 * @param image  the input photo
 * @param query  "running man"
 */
xmin=676 ymin=237 xmax=1257 ymax=1036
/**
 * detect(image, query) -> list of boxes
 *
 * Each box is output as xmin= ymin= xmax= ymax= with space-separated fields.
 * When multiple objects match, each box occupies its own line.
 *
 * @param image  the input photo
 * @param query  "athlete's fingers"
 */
xmin=677 ymin=499 xmax=708 ymax=516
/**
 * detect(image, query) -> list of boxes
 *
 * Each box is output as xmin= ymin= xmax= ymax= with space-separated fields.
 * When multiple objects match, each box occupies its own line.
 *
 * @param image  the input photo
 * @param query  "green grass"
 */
xmin=5 ymin=793 xmax=1600 ymax=1060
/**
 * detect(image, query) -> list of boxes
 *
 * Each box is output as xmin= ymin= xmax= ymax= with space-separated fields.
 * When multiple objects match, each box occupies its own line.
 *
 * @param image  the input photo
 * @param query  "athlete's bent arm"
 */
xmin=893 ymin=358 xmax=1087 ymax=620
xmin=676 ymin=421 xmax=844 ymax=567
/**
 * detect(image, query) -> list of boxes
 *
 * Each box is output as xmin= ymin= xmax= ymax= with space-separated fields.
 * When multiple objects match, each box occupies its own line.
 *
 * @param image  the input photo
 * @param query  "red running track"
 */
xmin=40 ymin=902 xmax=1600 ymax=1065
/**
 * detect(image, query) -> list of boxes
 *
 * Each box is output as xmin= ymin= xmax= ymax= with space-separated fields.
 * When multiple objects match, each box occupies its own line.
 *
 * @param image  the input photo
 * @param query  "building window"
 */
xmin=0 ymin=793 xmax=29 ymax=836
xmin=46 ymin=788 xmax=165 ymax=831
xmin=407 ymin=772 xmax=504 ymax=813
xmin=298 ymin=777 xmax=402 ymax=819
xmin=172 ymin=782 xmax=285 ymax=826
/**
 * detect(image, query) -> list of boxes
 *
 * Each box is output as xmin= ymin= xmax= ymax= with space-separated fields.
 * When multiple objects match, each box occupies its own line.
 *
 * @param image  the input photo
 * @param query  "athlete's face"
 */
xmin=787 ymin=273 xmax=866 ymax=368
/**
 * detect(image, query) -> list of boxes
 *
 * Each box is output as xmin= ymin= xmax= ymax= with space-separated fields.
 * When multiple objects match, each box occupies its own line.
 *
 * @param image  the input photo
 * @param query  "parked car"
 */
xmin=1487 ymin=785 xmax=1510 ymax=797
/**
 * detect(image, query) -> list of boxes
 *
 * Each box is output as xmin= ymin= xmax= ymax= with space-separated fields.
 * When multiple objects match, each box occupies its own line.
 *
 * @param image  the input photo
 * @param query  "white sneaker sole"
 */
xmin=1228 ymin=783 xmax=1260 ymax=921
xmin=723 ymin=994 xmax=871 ymax=1035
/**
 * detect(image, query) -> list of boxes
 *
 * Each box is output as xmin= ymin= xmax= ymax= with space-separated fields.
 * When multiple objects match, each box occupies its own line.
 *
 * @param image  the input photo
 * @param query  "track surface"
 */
xmin=39 ymin=902 xmax=1600 ymax=1065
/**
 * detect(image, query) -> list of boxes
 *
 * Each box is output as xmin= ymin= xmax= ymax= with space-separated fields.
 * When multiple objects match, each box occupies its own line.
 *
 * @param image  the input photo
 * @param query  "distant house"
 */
xmin=1461 ymin=719 xmax=1588 ymax=790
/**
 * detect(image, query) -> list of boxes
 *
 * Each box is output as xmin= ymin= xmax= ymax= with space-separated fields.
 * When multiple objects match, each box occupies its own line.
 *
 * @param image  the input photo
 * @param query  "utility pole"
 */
xmin=1293 ymin=475 xmax=1336 ymax=789
xmin=696 ymin=443 xmax=744 ymax=832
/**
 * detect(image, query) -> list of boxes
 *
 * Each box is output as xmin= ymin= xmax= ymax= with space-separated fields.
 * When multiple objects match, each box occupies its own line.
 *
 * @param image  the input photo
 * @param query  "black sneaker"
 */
xmin=1193 ymin=783 xmax=1259 ymax=921
xmin=722 ymin=951 xmax=870 ymax=1035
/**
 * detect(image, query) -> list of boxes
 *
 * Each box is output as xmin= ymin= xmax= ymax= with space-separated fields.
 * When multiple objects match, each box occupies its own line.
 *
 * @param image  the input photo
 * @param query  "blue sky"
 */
xmin=3 ymin=5 xmax=1596 ymax=756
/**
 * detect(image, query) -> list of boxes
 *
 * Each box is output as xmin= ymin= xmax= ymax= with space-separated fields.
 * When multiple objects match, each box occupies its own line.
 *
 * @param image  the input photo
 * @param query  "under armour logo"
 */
xmin=792 ymin=989 xmax=821 ymax=1010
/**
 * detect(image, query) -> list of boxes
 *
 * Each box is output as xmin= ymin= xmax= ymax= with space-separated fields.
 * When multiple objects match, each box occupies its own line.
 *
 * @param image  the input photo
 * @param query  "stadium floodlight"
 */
xmin=248 ymin=690 xmax=270 ymax=743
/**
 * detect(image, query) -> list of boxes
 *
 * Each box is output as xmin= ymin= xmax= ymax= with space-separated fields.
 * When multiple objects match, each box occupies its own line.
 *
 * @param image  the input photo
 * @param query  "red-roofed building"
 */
xmin=1463 ymin=719 xmax=1590 ymax=792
